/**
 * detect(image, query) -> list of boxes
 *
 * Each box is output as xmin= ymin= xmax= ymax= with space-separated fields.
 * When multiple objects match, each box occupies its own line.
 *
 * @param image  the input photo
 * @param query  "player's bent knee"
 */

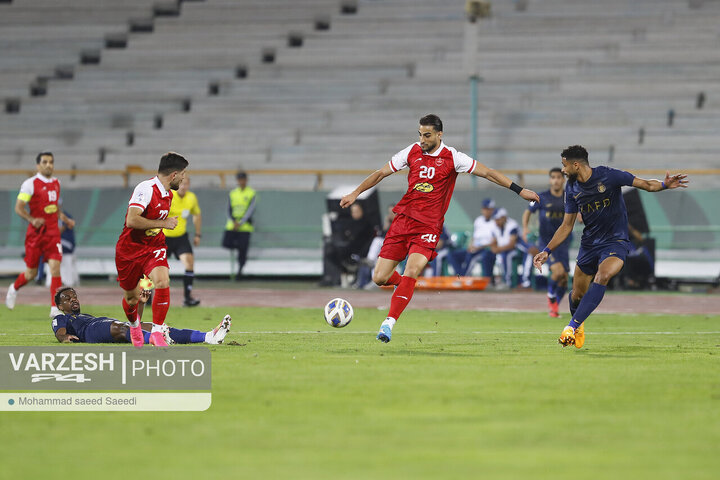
xmin=372 ymin=272 xmax=389 ymax=286
xmin=594 ymin=273 xmax=613 ymax=285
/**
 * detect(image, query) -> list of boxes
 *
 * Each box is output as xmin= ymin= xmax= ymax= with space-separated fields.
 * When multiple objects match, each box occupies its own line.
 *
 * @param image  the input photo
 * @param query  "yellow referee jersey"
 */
xmin=164 ymin=191 xmax=201 ymax=238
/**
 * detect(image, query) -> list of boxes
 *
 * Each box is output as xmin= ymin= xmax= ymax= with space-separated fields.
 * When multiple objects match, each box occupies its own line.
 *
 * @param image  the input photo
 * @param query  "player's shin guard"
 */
xmin=151 ymin=287 xmax=170 ymax=328
xmin=387 ymin=276 xmax=417 ymax=320
xmin=547 ymin=278 xmax=557 ymax=300
xmin=183 ymin=270 xmax=194 ymax=299
xmin=167 ymin=328 xmax=205 ymax=344
xmin=122 ymin=298 xmax=139 ymax=326
xmin=386 ymin=271 xmax=402 ymax=286
xmin=13 ymin=272 xmax=28 ymax=291
xmin=50 ymin=276 xmax=62 ymax=306
xmin=569 ymin=295 xmax=580 ymax=318
xmin=569 ymin=282 xmax=606 ymax=329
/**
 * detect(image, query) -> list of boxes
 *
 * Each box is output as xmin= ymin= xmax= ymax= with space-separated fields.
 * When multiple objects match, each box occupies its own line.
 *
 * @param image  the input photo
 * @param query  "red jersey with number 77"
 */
xmin=116 ymin=176 xmax=173 ymax=253
xmin=389 ymin=142 xmax=477 ymax=232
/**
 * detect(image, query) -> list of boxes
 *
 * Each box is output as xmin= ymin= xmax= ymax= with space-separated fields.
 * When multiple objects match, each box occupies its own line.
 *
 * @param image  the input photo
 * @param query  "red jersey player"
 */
xmin=6 ymin=152 xmax=75 ymax=318
xmin=340 ymin=115 xmax=539 ymax=342
xmin=116 ymin=152 xmax=187 ymax=347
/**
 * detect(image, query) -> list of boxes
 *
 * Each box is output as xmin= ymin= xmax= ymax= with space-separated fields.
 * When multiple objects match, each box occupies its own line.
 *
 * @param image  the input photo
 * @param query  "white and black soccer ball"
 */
xmin=324 ymin=298 xmax=353 ymax=328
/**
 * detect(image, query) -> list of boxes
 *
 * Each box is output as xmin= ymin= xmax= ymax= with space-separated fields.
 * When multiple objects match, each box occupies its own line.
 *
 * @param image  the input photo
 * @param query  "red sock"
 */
xmin=122 ymin=298 xmax=138 ymax=323
xmin=386 ymin=271 xmax=402 ymax=286
xmin=388 ymin=276 xmax=417 ymax=320
xmin=50 ymin=276 xmax=62 ymax=306
xmin=13 ymin=272 xmax=28 ymax=290
xmin=152 ymin=287 xmax=170 ymax=325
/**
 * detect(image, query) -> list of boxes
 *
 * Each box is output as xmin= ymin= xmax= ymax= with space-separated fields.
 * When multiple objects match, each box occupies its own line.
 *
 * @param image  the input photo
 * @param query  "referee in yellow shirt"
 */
xmin=164 ymin=176 xmax=202 ymax=306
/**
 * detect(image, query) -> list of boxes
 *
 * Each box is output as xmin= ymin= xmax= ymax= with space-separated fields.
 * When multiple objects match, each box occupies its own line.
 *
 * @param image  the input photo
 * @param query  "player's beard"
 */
xmin=566 ymin=173 xmax=578 ymax=182
xmin=421 ymin=140 xmax=437 ymax=153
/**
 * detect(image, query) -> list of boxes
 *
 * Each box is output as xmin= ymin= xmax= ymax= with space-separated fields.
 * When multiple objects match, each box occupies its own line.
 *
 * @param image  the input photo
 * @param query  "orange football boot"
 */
xmin=558 ymin=326 xmax=576 ymax=347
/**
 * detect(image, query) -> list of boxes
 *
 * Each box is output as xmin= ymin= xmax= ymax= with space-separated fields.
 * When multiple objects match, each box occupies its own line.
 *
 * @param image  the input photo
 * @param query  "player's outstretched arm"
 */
xmin=533 ymin=212 xmax=577 ymax=271
xmin=54 ymin=328 xmax=79 ymax=343
xmin=521 ymin=209 xmax=533 ymax=242
xmin=471 ymin=163 xmax=540 ymax=203
xmin=340 ymin=163 xmax=394 ymax=208
xmin=126 ymin=207 xmax=178 ymax=230
xmin=632 ymin=171 xmax=689 ymax=192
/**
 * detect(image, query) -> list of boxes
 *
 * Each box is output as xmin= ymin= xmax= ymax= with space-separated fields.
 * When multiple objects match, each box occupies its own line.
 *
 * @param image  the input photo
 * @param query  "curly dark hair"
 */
xmin=561 ymin=145 xmax=589 ymax=164
xmin=54 ymin=286 xmax=75 ymax=307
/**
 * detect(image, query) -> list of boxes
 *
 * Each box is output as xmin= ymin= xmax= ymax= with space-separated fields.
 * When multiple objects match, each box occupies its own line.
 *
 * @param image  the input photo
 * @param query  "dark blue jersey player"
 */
xmin=522 ymin=167 xmax=570 ymax=318
xmin=533 ymin=145 xmax=688 ymax=348
xmin=52 ymin=287 xmax=231 ymax=345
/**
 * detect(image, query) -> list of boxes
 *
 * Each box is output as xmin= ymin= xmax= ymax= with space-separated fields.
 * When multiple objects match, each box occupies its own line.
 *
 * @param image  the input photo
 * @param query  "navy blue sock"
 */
xmin=569 ymin=283 xmax=606 ymax=329
xmin=124 ymin=328 xmax=151 ymax=343
xmin=168 ymin=328 xmax=206 ymax=344
xmin=569 ymin=295 xmax=580 ymax=317
xmin=555 ymin=284 xmax=567 ymax=304
xmin=547 ymin=277 xmax=557 ymax=300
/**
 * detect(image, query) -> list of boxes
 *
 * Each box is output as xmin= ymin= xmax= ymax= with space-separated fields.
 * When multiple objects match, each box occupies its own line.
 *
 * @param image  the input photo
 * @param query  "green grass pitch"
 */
xmin=1 ymin=304 xmax=719 ymax=479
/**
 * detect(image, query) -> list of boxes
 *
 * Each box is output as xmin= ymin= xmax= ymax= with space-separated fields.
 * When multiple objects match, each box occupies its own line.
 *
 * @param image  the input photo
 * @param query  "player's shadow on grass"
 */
xmin=371 ymin=349 xmax=486 ymax=358
xmin=576 ymin=345 xmax=673 ymax=358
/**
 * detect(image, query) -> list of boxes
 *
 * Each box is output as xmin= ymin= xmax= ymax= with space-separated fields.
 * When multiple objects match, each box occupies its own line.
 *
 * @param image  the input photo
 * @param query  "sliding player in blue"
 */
xmin=522 ymin=167 xmax=570 ymax=318
xmin=52 ymin=286 xmax=231 ymax=345
xmin=533 ymin=145 xmax=688 ymax=348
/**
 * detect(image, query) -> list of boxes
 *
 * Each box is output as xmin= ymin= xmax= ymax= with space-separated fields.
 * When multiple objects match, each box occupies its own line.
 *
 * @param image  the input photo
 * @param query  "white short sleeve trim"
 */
xmin=389 ymin=144 xmax=415 ymax=172
xmin=450 ymin=147 xmax=477 ymax=174
xmin=19 ymin=177 xmax=35 ymax=198
xmin=128 ymin=179 xmax=154 ymax=211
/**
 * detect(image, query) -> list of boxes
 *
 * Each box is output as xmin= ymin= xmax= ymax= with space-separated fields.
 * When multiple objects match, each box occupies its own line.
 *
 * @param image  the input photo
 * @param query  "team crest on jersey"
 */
xmin=43 ymin=204 xmax=58 ymax=214
xmin=413 ymin=182 xmax=434 ymax=193
xmin=145 ymin=228 xmax=161 ymax=237
xmin=597 ymin=183 xmax=606 ymax=193
xmin=435 ymin=158 xmax=443 ymax=167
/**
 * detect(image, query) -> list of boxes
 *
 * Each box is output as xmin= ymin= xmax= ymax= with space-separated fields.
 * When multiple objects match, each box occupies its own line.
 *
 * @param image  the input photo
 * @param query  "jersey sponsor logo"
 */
xmin=420 ymin=233 xmax=437 ymax=243
xmin=43 ymin=204 xmax=58 ymax=214
xmin=573 ymin=192 xmax=582 ymax=200
xmin=413 ymin=182 xmax=434 ymax=193
xmin=412 ymin=157 xmax=423 ymax=163
xmin=579 ymin=198 xmax=611 ymax=214
xmin=145 ymin=228 xmax=162 ymax=237
xmin=597 ymin=183 xmax=606 ymax=193
xmin=607 ymin=252 xmax=616 ymax=256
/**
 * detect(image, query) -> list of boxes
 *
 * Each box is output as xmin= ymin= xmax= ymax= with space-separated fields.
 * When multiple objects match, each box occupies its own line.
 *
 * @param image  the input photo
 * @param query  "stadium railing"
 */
xmin=1 ymin=166 xmax=718 ymax=190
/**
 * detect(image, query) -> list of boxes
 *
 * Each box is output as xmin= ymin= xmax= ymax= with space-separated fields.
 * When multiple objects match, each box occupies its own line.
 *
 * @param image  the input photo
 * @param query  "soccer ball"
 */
xmin=324 ymin=298 xmax=353 ymax=328
xmin=138 ymin=275 xmax=154 ymax=290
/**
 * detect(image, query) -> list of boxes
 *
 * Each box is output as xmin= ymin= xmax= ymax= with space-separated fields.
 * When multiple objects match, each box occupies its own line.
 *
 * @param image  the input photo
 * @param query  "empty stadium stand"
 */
xmin=1 ymin=0 xmax=719 ymax=189
xmin=1 ymin=0 xmax=719 ymax=278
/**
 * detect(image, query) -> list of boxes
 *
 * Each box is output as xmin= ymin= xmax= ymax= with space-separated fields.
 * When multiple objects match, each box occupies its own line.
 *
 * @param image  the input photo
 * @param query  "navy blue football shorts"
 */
xmin=546 ymin=244 xmax=570 ymax=272
xmin=576 ymin=240 xmax=630 ymax=276
xmin=82 ymin=321 xmax=117 ymax=343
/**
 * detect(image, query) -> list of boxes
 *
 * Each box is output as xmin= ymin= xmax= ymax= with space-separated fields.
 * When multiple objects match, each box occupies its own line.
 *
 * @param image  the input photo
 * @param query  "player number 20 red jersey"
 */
xmin=389 ymin=142 xmax=476 ymax=232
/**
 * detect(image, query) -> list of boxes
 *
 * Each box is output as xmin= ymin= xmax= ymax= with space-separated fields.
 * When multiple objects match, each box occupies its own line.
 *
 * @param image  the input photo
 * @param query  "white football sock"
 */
xmin=151 ymin=323 xmax=164 ymax=333
xmin=204 ymin=332 xmax=213 ymax=343
xmin=381 ymin=317 xmax=396 ymax=329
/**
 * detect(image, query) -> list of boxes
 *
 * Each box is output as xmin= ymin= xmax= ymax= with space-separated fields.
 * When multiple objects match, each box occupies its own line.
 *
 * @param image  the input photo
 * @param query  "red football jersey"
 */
xmin=18 ymin=174 xmax=62 ymax=238
xmin=116 ymin=177 xmax=173 ymax=251
xmin=389 ymin=142 xmax=476 ymax=232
